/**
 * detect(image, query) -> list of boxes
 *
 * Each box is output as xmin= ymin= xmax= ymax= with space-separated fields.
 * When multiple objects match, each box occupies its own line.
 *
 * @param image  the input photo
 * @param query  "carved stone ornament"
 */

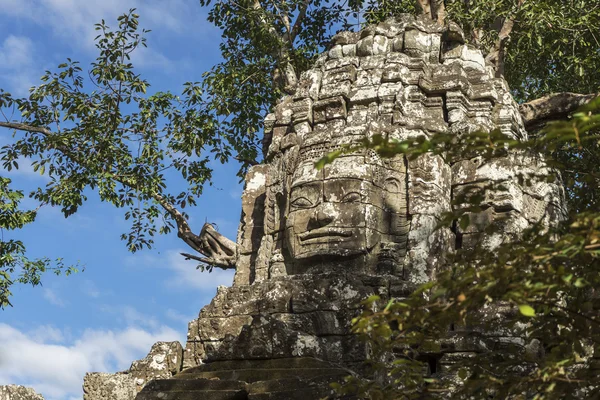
xmin=84 ymin=14 xmax=567 ymax=400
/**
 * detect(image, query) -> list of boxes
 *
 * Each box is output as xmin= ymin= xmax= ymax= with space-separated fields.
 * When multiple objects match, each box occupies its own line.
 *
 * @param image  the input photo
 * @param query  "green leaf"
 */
xmin=519 ymin=304 xmax=536 ymax=317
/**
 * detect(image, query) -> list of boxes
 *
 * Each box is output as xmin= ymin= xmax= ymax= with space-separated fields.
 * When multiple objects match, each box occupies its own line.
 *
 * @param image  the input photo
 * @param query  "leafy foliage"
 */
xmin=0 ymin=10 xmax=220 ymax=305
xmin=328 ymin=98 xmax=600 ymax=399
xmin=0 ymin=177 xmax=79 ymax=308
xmin=197 ymin=0 xmax=357 ymax=169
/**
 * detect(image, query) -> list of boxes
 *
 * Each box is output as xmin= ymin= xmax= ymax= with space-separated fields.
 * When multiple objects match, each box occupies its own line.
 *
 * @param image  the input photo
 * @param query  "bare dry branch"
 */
xmin=181 ymin=252 xmax=217 ymax=265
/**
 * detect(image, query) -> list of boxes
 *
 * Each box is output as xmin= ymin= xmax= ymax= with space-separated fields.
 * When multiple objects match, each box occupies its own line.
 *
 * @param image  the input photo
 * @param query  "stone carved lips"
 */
xmin=299 ymin=227 xmax=353 ymax=245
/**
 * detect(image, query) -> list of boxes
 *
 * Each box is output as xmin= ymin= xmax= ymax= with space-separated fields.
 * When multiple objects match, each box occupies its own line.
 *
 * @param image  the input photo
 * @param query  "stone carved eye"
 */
xmin=290 ymin=196 xmax=314 ymax=209
xmin=341 ymin=192 xmax=361 ymax=203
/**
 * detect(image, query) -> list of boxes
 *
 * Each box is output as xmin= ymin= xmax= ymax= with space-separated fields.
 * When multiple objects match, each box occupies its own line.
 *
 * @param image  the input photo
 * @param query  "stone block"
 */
xmin=280 ymin=132 xmax=298 ymax=151
xmin=391 ymin=36 xmax=404 ymax=52
xmin=274 ymin=97 xmax=294 ymax=125
xmin=381 ymin=63 xmax=412 ymax=83
xmin=293 ymin=121 xmax=312 ymax=139
xmin=356 ymin=36 xmax=374 ymax=56
xmin=83 ymin=373 xmax=136 ymax=400
xmin=182 ymin=341 xmax=204 ymax=369
xmin=328 ymin=44 xmax=343 ymax=59
xmin=404 ymin=29 xmax=434 ymax=55
xmin=322 ymin=65 xmax=357 ymax=86
xmin=342 ymin=44 xmax=356 ymax=57
xmin=331 ymin=30 xmax=360 ymax=45
xmin=378 ymin=82 xmax=403 ymax=101
xmin=360 ymin=54 xmax=387 ymax=70
xmin=373 ymin=35 xmax=389 ymax=54
xmin=0 ymin=386 xmax=44 ymax=400
xmin=443 ymin=21 xmax=466 ymax=44
xmin=442 ymin=44 xmax=486 ymax=71
xmin=408 ymin=154 xmax=451 ymax=215
xmin=323 ymin=56 xmax=359 ymax=71
xmin=318 ymin=81 xmax=351 ymax=99
xmin=129 ymin=341 xmax=184 ymax=391
xmin=313 ymin=96 xmax=347 ymax=123
xmin=197 ymin=315 xmax=253 ymax=340
xmin=356 ymin=69 xmax=382 ymax=86
xmin=348 ymin=85 xmax=379 ymax=105
xmin=346 ymin=107 xmax=369 ymax=126
xmin=291 ymin=98 xmax=313 ymax=125
xmin=294 ymin=69 xmax=322 ymax=101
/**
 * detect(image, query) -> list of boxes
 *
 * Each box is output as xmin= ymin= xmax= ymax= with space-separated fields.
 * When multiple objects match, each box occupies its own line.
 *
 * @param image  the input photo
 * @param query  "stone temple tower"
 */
xmin=83 ymin=14 xmax=566 ymax=400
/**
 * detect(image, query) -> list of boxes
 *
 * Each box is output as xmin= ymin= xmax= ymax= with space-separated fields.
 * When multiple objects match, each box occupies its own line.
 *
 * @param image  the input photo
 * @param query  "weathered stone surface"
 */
xmin=128 ymin=342 xmax=184 ymax=390
xmin=136 ymin=358 xmax=350 ymax=400
xmin=83 ymin=373 xmax=137 ymax=400
xmin=0 ymin=386 xmax=44 ymax=400
xmin=90 ymin=14 xmax=567 ymax=400
xmin=82 ymin=342 xmax=184 ymax=400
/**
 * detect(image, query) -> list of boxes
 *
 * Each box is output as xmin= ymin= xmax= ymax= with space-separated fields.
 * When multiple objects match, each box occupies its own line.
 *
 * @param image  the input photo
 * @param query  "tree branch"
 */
xmin=251 ymin=0 xmax=297 ymax=92
xmin=0 ymin=122 xmax=53 ymax=136
xmin=234 ymin=155 xmax=258 ymax=165
xmin=433 ymin=0 xmax=446 ymax=25
xmin=290 ymin=0 xmax=310 ymax=42
xmin=0 ymin=122 xmax=74 ymax=155
xmin=416 ymin=0 xmax=433 ymax=19
xmin=485 ymin=0 xmax=525 ymax=78
xmin=519 ymin=92 xmax=600 ymax=128
xmin=271 ymin=1 xmax=291 ymax=38
xmin=252 ymin=0 xmax=283 ymax=41
xmin=0 ymin=121 xmax=237 ymax=268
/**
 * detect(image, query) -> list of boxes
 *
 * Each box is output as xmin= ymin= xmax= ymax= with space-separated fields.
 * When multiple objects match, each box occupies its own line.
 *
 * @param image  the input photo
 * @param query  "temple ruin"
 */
xmin=83 ymin=14 xmax=565 ymax=400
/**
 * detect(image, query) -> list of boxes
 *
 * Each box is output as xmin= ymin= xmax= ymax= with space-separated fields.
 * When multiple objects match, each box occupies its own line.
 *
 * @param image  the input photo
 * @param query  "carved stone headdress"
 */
xmin=231 ymin=14 xmax=565 ymax=287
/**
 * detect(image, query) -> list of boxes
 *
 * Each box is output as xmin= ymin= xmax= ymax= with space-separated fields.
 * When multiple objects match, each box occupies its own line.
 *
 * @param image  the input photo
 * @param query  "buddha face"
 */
xmin=285 ymin=155 xmax=385 ymax=261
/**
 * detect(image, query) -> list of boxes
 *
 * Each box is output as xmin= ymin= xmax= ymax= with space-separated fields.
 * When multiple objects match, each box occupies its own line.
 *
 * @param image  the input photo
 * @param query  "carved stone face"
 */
xmin=285 ymin=155 xmax=385 ymax=261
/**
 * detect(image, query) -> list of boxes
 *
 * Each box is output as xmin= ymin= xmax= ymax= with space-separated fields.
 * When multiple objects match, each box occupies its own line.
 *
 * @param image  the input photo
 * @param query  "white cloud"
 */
xmin=42 ymin=288 xmax=66 ymax=307
xmin=165 ymin=250 xmax=234 ymax=290
xmin=0 ymin=35 xmax=34 ymax=69
xmin=27 ymin=325 xmax=66 ymax=344
xmin=0 ymin=36 xmax=36 ymax=95
xmin=130 ymin=45 xmax=177 ymax=71
xmin=121 ymin=306 xmax=160 ymax=330
xmin=0 ymin=322 xmax=182 ymax=400
xmin=0 ymin=0 xmax=215 ymax=65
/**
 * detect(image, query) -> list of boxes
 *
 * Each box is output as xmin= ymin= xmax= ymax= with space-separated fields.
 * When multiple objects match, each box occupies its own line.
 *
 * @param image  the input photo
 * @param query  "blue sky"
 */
xmin=0 ymin=1 xmax=245 ymax=399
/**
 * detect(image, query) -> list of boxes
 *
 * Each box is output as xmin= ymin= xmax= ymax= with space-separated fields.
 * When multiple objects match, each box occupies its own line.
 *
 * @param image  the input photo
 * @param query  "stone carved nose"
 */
xmin=308 ymin=203 xmax=335 ymax=229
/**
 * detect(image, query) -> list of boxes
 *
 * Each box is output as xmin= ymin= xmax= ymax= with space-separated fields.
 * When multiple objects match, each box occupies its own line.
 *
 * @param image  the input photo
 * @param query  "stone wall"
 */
xmin=0 ymin=386 xmax=44 ymax=400
xmin=82 ymin=341 xmax=183 ymax=400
